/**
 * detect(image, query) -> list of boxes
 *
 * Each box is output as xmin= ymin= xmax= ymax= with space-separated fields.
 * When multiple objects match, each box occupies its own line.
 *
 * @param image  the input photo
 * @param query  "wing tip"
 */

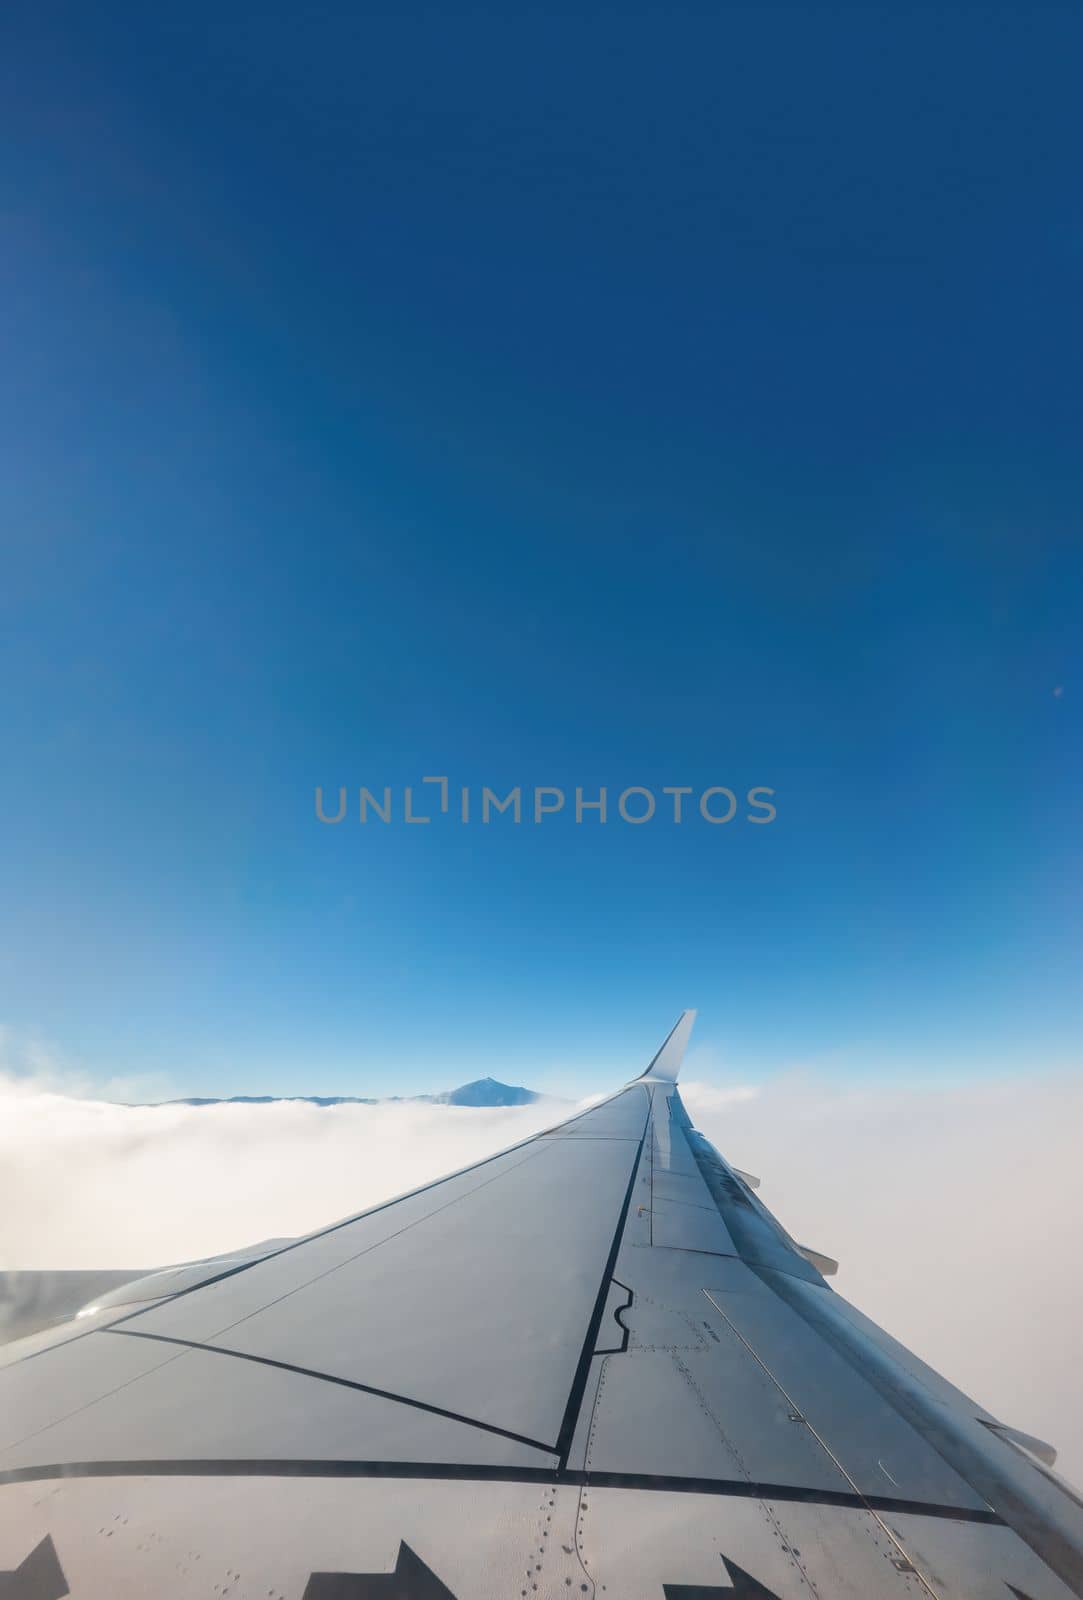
xmin=636 ymin=1008 xmax=697 ymax=1083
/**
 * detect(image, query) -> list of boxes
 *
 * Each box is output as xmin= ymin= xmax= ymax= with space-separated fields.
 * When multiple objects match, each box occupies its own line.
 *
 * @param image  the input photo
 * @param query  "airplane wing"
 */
xmin=2 ymin=1011 xmax=1081 ymax=1599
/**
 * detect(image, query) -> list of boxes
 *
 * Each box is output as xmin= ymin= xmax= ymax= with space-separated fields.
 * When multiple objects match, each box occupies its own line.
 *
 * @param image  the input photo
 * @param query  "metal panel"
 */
xmin=704 ymin=1281 xmax=990 ymax=1511
xmin=582 ymin=1346 xmax=854 ymax=1493
xmin=649 ymin=1199 xmax=737 ymax=1257
xmin=0 ymin=1332 xmax=180 ymax=1454
xmin=540 ymin=1086 xmax=649 ymax=1139
xmin=1 ymin=1343 xmax=553 ymax=1471
xmin=131 ymin=1135 xmax=640 ymax=1448
xmin=122 ymin=1140 xmax=559 ymax=1344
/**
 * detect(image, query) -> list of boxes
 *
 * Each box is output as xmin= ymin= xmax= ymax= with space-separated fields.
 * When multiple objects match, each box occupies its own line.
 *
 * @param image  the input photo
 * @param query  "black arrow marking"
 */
xmin=0 ymin=1537 xmax=69 ymax=1600
xmin=665 ymin=1553 xmax=782 ymax=1599
xmin=1006 ymin=1588 xmax=1037 ymax=1600
xmin=302 ymin=1541 xmax=457 ymax=1598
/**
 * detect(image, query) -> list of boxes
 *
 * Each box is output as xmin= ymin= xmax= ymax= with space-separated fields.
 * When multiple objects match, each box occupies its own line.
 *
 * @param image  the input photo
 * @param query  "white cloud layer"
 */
xmin=2 ymin=1066 xmax=1080 ymax=1483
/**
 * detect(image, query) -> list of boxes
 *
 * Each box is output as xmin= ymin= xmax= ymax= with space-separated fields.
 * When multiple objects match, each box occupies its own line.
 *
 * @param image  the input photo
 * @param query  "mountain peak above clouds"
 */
xmin=429 ymin=1077 xmax=544 ymax=1107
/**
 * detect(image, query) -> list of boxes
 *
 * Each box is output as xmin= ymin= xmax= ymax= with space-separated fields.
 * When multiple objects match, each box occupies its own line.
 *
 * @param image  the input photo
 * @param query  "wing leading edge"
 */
xmin=0 ymin=1013 xmax=1080 ymax=1600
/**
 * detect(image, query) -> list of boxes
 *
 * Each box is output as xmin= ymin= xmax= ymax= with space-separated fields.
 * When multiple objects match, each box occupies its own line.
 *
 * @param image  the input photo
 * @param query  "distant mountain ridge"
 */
xmin=155 ymin=1076 xmax=552 ymax=1109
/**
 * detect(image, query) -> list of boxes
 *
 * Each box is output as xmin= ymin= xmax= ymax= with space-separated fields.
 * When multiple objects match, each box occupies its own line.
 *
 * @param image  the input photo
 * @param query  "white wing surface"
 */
xmin=1 ymin=1011 xmax=1080 ymax=1599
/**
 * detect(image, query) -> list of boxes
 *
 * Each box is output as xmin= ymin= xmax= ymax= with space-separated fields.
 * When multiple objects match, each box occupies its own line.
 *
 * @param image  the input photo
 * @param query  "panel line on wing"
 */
xmin=4 ymin=1138 xmax=566 ymax=1371
xmin=554 ymin=1108 xmax=650 ymax=1469
xmin=155 ymin=1141 xmax=556 ymax=1352
xmin=703 ymin=1289 xmax=944 ymax=1600
xmin=0 ymin=1457 xmax=1007 ymax=1523
xmin=104 ymin=1329 xmax=560 ymax=1456
xmin=593 ymin=1281 xmax=634 ymax=1358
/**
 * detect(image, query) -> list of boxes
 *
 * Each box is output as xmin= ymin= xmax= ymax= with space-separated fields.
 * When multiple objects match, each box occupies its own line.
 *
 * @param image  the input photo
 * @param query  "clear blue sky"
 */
xmin=2 ymin=5 xmax=1079 ymax=1096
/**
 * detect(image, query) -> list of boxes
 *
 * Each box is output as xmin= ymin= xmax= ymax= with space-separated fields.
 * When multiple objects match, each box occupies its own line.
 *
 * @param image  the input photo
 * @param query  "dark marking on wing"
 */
xmin=0 ymin=1537 xmax=69 ymax=1600
xmin=594 ymin=1280 xmax=634 ymax=1356
xmin=665 ymin=1552 xmax=781 ymax=1598
xmin=0 ymin=1458 xmax=1007 ymax=1523
xmin=302 ymin=1541 xmax=456 ymax=1598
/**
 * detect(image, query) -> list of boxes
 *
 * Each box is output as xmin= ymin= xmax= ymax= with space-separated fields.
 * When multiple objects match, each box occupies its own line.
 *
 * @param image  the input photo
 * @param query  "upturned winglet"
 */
xmin=636 ymin=1009 xmax=697 ymax=1083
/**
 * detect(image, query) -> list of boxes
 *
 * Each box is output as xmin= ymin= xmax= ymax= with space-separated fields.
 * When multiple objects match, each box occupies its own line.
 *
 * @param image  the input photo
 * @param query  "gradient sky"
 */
xmin=2 ymin=5 xmax=1080 ymax=1097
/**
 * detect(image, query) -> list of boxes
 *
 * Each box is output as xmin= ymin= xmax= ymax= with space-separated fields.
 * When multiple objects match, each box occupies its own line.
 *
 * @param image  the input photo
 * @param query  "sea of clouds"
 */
xmin=1 ymin=1062 xmax=1079 ymax=1482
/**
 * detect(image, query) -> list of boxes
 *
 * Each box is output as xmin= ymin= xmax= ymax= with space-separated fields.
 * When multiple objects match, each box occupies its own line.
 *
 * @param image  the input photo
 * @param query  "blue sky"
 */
xmin=2 ymin=5 xmax=1080 ymax=1096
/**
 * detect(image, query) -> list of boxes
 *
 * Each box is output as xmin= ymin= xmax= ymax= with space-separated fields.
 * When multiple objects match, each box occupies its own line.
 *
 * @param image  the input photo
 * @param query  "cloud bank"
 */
xmin=2 ymin=1066 xmax=1080 ymax=1483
